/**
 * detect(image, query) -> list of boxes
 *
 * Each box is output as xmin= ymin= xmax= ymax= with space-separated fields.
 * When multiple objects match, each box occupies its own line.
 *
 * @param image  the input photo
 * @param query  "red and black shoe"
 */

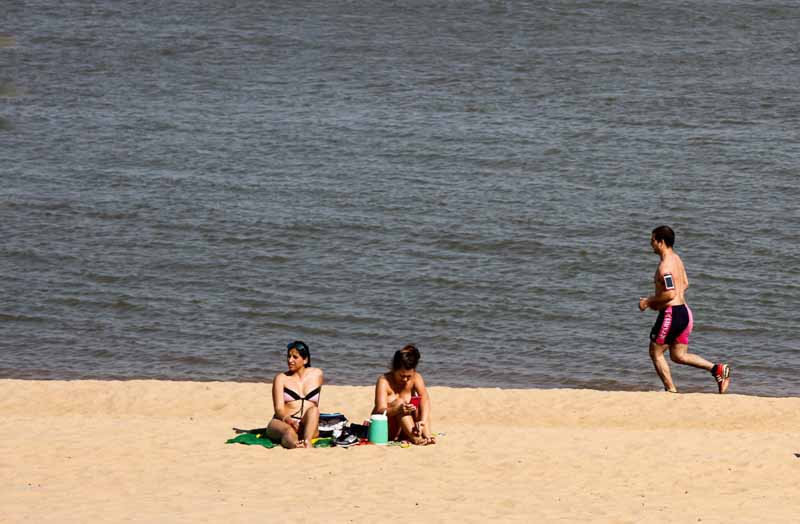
xmin=712 ymin=363 xmax=731 ymax=394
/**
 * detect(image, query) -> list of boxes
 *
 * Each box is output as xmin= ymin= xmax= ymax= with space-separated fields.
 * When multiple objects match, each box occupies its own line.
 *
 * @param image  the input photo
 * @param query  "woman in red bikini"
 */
xmin=372 ymin=344 xmax=435 ymax=445
xmin=265 ymin=341 xmax=323 ymax=448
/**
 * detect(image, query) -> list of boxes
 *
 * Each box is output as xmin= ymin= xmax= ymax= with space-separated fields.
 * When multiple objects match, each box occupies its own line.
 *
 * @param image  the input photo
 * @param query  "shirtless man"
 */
xmin=638 ymin=226 xmax=731 ymax=393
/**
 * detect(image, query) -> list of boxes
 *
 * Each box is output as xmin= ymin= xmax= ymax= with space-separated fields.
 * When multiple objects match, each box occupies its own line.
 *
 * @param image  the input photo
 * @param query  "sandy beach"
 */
xmin=2 ymin=379 xmax=798 ymax=523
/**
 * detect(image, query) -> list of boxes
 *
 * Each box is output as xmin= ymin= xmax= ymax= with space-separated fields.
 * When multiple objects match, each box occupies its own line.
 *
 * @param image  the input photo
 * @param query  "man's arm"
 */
xmin=640 ymin=268 xmax=677 ymax=311
xmin=641 ymin=289 xmax=677 ymax=310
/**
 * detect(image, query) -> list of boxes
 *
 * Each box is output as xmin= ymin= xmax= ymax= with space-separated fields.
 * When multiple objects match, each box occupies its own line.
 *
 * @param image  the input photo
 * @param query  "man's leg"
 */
xmin=668 ymin=344 xmax=713 ymax=371
xmin=670 ymin=344 xmax=731 ymax=393
xmin=649 ymin=342 xmax=677 ymax=393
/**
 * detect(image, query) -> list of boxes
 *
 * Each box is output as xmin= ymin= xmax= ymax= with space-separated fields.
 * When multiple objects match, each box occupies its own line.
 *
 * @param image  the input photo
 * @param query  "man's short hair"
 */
xmin=652 ymin=225 xmax=675 ymax=247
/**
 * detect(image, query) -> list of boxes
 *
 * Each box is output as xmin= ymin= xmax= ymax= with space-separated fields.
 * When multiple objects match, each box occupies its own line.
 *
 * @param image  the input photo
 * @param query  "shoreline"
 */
xmin=3 ymin=375 xmax=796 ymax=400
xmin=3 ymin=379 xmax=799 ymax=523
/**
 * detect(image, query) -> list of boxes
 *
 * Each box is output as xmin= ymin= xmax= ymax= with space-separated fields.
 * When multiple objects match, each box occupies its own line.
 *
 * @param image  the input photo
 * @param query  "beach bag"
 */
xmin=318 ymin=412 xmax=348 ymax=437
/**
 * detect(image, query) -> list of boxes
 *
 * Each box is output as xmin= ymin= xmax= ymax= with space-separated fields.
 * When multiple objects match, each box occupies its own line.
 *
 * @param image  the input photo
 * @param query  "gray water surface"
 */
xmin=2 ymin=0 xmax=799 ymax=396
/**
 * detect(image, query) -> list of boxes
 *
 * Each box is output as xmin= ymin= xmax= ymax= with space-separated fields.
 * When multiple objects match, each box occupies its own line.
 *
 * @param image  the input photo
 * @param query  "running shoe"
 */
xmin=334 ymin=431 xmax=359 ymax=448
xmin=713 ymin=363 xmax=731 ymax=394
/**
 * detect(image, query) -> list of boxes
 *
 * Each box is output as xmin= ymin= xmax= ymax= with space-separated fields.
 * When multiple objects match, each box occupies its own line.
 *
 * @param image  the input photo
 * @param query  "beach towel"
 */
xmin=226 ymin=432 xmax=334 ymax=449
xmin=226 ymin=432 xmax=278 ymax=448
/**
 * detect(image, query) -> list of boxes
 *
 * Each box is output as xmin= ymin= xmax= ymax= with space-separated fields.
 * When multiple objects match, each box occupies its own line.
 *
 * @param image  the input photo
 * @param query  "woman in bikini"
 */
xmin=372 ymin=344 xmax=435 ymax=445
xmin=265 ymin=341 xmax=323 ymax=449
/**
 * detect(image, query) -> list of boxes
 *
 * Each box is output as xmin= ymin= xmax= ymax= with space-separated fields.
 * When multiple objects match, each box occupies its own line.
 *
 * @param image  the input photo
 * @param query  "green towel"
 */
xmin=226 ymin=433 xmax=278 ymax=448
xmin=226 ymin=433 xmax=334 ymax=449
xmin=312 ymin=437 xmax=333 ymax=448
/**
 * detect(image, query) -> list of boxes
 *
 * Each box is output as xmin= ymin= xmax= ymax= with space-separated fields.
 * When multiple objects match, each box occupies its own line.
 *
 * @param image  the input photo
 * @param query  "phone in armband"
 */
xmin=663 ymin=273 xmax=675 ymax=290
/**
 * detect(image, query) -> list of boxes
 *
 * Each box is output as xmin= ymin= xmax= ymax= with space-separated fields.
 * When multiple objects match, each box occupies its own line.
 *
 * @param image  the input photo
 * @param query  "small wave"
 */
xmin=131 ymin=324 xmax=162 ymax=333
xmin=221 ymin=235 xmax=264 ymax=245
xmin=243 ymin=35 xmax=274 ymax=47
xmin=248 ymin=320 xmax=342 ymax=338
xmin=0 ymin=81 xmax=17 ymax=97
xmin=147 ymin=260 xmax=224 ymax=272
xmin=30 ymin=35 xmax=94 ymax=47
xmin=85 ymin=211 xmax=140 ymax=220
xmin=251 ymin=254 xmax=289 ymax=264
xmin=667 ymin=120 xmax=702 ymax=129
xmin=242 ymin=309 xmax=379 ymax=327
xmin=150 ymin=221 xmax=218 ymax=235
xmin=694 ymin=324 xmax=767 ymax=335
xmin=418 ymin=275 xmax=470 ymax=289
xmin=242 ymin=310 xmax=304 ymax=321
xmin=6 ymin=199 xmax=75 ymax=212
xmin=238 ymin=319 xmax=307 ymax=331
xmin=159 ymin=354 xmax=216 ymax=366
xmin=540 ymin=311 xmax=586 ymax=322
xmin=310 ymin=326 xmax=348 ymax=337
xmin=51 ymin=297 xmax=145 ymax=312
xmin=433 ymin=237 xmax=544 ymax=256
xmin=109 ymin=299 xmax=143 ymax=311
xmin=237 ymin=299 xmax=270 ymax=309
xmin=308 ymin=312 xmax=381 ymax=325
xmin=83 ymin=271 xmax=129 ymax=284
xmin=464 ymin=104 xmax=494 ymax=113
xmin=148 ymin=120 xmax=180 ymax=132
xmin=718 ymin=119 xmax=756 ymax=126
xmin=687 ymin=137 xmax=724 ymax=146
xmin=0 ymin=34 xmax=16 ymax=48
xmin=3 ymin=248 xmax=52 ymax=264
xmin=0 ymin=313 xmax=46 ymax=323
xmin=51 ymin=297 xmax=82 ymax=307
xmin=692 ymin=271 xmax=744 ymax=284
xmin=0 ymin=367 xmax=65 ymax=380
xmin=160 ymin=44 xmax=213 ymax=57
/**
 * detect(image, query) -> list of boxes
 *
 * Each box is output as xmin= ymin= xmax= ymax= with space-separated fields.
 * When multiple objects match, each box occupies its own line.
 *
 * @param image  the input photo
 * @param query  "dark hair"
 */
xmin=652 ymin=225 xmax=675 ymax=248
xmin=392 ymin=344 xmax=420 ymax=371
xmin=287 ymin=340 xmax=311 ymax=367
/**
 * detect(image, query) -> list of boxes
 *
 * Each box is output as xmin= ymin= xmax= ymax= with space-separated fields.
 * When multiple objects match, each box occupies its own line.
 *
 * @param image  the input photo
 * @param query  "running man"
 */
xmin=638 ymin=225 xmax=731 ymax=393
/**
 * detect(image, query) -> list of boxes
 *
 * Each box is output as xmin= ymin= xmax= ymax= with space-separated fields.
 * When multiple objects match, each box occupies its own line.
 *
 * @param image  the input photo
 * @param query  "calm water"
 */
xmin=2 ymin=0 xmax=798 ymax=396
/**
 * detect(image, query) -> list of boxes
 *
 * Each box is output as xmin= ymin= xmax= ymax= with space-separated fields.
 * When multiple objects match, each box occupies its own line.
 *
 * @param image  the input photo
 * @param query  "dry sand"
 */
xmin=1 ymin=379 xmax=799 ymax=523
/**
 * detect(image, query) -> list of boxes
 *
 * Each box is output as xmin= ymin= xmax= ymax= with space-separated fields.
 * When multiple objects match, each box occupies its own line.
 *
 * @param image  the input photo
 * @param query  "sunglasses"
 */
xmin=287 ymin=341 xmax=308 ymax=353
